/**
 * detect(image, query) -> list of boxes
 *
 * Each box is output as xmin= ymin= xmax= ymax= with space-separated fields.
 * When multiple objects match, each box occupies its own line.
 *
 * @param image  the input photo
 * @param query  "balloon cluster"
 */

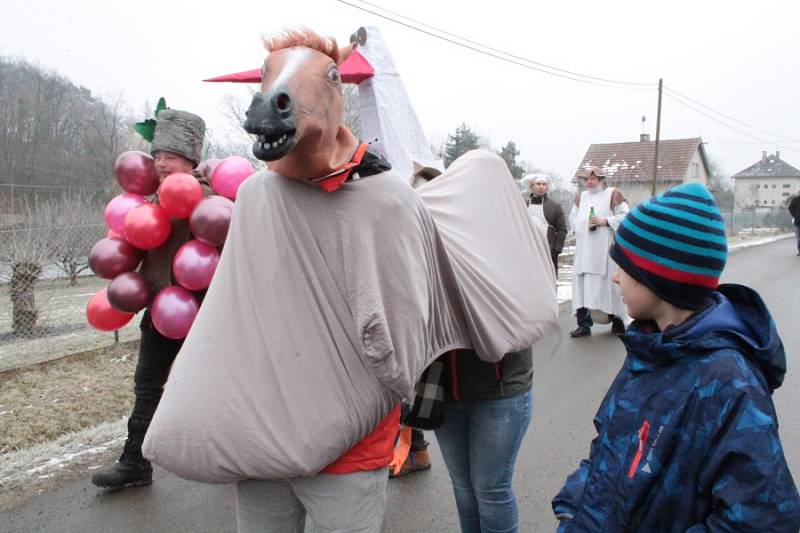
xmin=86 ymin=150 xmax=251 ymax=339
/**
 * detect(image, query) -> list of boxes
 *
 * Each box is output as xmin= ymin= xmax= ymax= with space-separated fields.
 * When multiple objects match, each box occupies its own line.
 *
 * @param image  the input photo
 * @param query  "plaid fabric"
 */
xmin=403 ymin=356 xmax=446 ymax=430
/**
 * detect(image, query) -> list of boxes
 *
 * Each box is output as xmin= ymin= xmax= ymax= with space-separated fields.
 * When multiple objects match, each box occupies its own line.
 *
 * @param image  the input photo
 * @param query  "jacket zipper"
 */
xmin=627 ymin=420 xmax=650 ymax=479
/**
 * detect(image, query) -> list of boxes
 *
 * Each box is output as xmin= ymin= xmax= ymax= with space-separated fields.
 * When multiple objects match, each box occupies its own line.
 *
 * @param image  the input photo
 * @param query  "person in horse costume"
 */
xmin=143 ymin=29 xmax=557 ymax=532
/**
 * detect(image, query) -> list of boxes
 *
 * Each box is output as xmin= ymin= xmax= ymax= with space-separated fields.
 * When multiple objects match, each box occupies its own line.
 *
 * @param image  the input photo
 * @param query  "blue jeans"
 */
xmin=434 ymin=392 xmax=533 ymax=533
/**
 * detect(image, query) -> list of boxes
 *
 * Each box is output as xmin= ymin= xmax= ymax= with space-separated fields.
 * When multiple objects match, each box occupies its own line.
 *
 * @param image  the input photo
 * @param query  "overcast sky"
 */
xmin=3 ymin=0 xmax=799 ymax=182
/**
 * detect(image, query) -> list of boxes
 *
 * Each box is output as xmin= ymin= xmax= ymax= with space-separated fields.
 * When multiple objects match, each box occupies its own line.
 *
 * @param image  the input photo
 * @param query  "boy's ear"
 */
xmin=337 ymin=43 xmax=354 ymax=66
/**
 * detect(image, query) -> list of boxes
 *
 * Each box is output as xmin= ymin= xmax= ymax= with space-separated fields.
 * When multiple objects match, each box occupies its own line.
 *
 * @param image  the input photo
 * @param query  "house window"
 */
xmin=773 ymin=184 xmax=777 ymax=188
xmin=783 ymin=184 xmax=791 ymax=188
xmin=691 ymin=163 xmax=699 ymax=178
xmin=783 ymin=192 xmax=790 ymax=197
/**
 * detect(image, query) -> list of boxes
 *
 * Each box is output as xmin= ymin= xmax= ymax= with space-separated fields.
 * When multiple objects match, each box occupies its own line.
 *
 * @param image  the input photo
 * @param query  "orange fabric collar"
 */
xmin=309 ymin=143 xmax=370 ymax=193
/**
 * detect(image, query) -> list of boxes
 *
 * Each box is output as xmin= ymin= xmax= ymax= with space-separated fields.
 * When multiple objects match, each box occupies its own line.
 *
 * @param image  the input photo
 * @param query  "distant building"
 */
xmin=573 ymin=135 xmax=710 ymax=206
xmin=731 ymin=151 xmax=800 ymax=210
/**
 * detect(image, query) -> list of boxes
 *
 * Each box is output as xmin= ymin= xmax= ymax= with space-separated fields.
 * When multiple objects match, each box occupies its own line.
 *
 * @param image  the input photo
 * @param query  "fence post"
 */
xmin=114 ymin=330 xmax=119 ymax=344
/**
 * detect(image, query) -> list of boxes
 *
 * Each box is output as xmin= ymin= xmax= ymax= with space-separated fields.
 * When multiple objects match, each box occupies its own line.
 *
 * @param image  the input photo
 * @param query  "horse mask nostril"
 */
xmin=274 ymin=93 xmax=292 ymax=113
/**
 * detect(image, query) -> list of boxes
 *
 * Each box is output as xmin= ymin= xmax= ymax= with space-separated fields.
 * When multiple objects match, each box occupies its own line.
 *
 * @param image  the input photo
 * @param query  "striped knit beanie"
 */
xmin=609 ymin=183 xmax=727 ymax=310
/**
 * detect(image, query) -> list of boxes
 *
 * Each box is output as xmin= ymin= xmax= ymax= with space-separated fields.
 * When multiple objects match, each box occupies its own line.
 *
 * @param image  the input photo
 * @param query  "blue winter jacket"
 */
xmin=552 ymin=284 xmax=800 ymax=532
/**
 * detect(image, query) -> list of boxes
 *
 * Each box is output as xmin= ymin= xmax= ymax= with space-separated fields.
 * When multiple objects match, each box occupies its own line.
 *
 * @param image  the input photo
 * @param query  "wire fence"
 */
xmin=1 ymin=184 xmax=795 ymax=372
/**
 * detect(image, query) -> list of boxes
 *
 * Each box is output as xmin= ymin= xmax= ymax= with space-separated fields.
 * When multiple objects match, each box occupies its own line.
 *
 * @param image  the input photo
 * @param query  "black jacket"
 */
xmin=442 ymin=347 xmax=533 ymax=401
xmin=789 ymin=194 xmax=800 ymax=221
xmin=527 ymin=194 xmax=568 ymax=255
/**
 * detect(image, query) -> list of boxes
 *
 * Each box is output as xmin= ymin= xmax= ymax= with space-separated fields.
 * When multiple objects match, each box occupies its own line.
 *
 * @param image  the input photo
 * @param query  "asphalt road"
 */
xmin=3 ymin=238 xmax=798 ymax=533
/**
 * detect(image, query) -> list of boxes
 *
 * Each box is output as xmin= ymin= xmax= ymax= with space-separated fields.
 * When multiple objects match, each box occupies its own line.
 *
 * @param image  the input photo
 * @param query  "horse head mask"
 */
xmin=244 ymin=29 xmax=359 ymax=181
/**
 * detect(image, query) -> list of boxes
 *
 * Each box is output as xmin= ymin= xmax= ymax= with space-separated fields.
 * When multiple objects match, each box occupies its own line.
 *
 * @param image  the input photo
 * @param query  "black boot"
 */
xmin=92 ymin=424 xmax=152 ymax=489
xmin=611 ymin=317 xmax=626 ymax=335
xmin=90 ymin=457 xmax=152 ymax=489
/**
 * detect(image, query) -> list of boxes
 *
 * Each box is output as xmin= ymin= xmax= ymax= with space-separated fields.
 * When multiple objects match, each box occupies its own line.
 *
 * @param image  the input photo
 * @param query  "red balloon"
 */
xmin=150 ymin=286 xmax=199 ymax=340
xmin=104 ymin=193 xmax=148 ymax=235
xmin=124 ymin=204 xmax=172 ymax=250
xmin=189 ymin=196 xmax=234 ymax=247
xmin=158 ymin=173 xmax=203 ymax=219
xmin=108 ymin=272 xmax=153 ymax=313
xmin=173 ymin=239 xmax=220 ymax=291
xmin=114 ymin=151 xmax=159 ymax=195
xmin=89 ymin=237 xmax=144 ymax=279
xmin=87 ymin=289 xmax=134 ymax=332
xmin=211 ymin=156 xmax=254 ymax=200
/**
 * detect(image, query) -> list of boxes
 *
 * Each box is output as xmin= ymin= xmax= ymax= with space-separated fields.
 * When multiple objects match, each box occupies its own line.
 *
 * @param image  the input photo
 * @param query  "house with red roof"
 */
xmin=573 ymin=135 xmax=710 ymax=206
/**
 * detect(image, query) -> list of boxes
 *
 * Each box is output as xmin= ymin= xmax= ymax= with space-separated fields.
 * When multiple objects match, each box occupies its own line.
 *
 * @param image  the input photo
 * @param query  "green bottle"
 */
xmin=589 ymin=206 xmax=597 ymax=232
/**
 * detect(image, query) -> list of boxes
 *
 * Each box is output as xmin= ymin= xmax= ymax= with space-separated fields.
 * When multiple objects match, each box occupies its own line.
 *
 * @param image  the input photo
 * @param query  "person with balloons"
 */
xmin=89 ymin=108 xmax=249 ymax=490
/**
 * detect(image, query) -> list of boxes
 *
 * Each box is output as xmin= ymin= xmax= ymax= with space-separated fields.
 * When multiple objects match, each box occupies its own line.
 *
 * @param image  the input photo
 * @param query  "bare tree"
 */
xmin=1 ymin=198 xmax=51 ymax=334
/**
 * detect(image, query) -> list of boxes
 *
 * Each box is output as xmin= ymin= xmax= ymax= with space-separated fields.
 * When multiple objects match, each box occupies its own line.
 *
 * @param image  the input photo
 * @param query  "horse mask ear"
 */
xmin=336 ymin=43 xmax=354 ymax=66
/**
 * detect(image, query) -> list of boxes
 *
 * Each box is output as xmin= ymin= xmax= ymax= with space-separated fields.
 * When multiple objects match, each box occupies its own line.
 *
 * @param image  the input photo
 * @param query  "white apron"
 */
xmin=571 ymin=187 xmax=628 ymax=318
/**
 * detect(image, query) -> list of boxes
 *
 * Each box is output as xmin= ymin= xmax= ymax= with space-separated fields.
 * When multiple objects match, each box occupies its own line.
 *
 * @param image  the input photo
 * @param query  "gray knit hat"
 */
xmin=151 ymin=110 xmax=205 ymax=167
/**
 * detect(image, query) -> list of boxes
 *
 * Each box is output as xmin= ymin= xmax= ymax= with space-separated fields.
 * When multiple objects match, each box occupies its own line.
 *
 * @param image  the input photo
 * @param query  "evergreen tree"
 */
xmin=498 ymin=140 xmax=525 ymax=180
xmin=443 ymin=123 xmax=481 ymax=168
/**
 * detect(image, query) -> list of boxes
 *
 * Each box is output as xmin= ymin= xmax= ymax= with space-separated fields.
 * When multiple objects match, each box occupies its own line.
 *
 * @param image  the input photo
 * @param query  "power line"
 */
xmin=348 ymin=0 xmax=656 ymax=88
xmin=335 ymin=0 xmax=657 ymax=90
xmin=664 ymin=92 xmax=800 ymax=154
xmin=664 ymin=86 xmax=800 ymax=143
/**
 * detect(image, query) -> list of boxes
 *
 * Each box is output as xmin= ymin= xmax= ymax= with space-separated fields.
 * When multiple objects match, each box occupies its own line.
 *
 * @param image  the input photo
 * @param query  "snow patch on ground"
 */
xmin=0 ymin=417 xmax=126 ymax=486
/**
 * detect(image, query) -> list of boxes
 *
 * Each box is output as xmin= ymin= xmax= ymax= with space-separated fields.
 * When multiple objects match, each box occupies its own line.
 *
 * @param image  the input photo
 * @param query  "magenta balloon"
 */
xmin=189 ymin=196 xmax=234 ymax=247
xmin=89 ymin=237 xmax=144 ymax=279
xmin=150 ymin=286 xmax=199 ymax=340
xmin=124 ymin=204 xmax=172 ymax=250
xmin=114 ymin=151 xmax=159 ymax=195
xmin=172 ymin=239 xmax=220 ymax=291
xmin=211 ymin=156 xmax=254 ymax=200
xmin=107 ymin=272 xmax=153 ymax=313
xmin=104 ymin=193 xmax=148 ymax=235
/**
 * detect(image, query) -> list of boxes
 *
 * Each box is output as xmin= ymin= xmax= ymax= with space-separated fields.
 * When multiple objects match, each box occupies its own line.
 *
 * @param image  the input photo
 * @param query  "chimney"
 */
xmin=640 ymin=133 xmax=650 ymax=142
xmin=762 ymin=151 xmax=767 ymax=162
xmin=776 ymin=150 xmax=781 ymax=160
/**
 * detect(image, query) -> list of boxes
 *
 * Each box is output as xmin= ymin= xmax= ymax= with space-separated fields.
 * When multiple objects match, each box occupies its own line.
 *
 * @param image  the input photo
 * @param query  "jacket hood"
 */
xmin=621 ymin=283 xmax=786 ymax=391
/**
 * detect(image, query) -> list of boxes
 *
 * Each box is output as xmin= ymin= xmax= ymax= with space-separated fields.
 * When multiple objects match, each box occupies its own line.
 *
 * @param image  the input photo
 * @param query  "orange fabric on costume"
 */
xmin=322 ymin=405 xmax=401 ymax=474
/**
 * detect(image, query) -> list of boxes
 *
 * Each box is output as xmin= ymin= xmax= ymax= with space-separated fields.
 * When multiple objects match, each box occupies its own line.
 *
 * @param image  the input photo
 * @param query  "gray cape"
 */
xmin=143 ymin=150 xmax=557 ymax=482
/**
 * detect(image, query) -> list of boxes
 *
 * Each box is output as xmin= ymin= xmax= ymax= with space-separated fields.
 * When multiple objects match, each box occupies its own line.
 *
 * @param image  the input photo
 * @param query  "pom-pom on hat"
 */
xmin=151 ymin=110 xmax=205 ymax=167
xmin=609 ymin=182 xmax=727 ymax=310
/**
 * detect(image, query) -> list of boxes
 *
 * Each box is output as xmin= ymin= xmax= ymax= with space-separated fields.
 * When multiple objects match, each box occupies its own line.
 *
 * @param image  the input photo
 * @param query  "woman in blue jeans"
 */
xmin=435 ymin=347 xmax=533 ymax=533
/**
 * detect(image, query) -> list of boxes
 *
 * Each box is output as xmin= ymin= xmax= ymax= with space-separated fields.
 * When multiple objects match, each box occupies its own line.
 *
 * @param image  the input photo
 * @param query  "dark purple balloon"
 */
xmin=173 ymin=240 xmax=220 ymax=291
xmin=196 ymin=158 xmax=221 ymax=180
xmin=107 ymin=272 xmax=153 ymax=313
xmin=114 ymin=151 xmax=159 ymax=196
xmin=189 ymin=196 xmax=234 ymax=247
xmin=150 ymin=286 xmax=199 ymax=340
xmin=89 ymin=237 xmax=144 ymax=279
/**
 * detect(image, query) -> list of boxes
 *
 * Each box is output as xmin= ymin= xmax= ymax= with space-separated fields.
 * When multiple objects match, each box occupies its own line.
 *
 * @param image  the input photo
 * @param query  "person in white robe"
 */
xmin=569 ymin=167 xmax=629 ymax=337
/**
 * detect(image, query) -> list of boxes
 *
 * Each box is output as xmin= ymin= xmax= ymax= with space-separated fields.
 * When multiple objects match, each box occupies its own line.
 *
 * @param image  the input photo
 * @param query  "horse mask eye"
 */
xmin=328 ymin=67 xmax=341 ymax=83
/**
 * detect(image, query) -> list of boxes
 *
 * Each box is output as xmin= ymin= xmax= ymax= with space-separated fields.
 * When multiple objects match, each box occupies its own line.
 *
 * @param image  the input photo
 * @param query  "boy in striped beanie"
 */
xmin=553 ymin=183 xmax=800 ymax=531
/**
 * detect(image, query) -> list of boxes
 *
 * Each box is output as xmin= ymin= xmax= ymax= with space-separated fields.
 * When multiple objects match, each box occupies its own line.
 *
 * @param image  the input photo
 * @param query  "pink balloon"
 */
xmin=114 ymin=151 xmax=159 ymax=195
xmin=211 ymin=156 xmax=254 ymax=200
xmin=150 ymin=286 xmax=199 ymax=340
xmin=196 ymin=158 xmax=221 ymax=180
xmin=107 ymin=229 xmax=124 ymax=239
xmin=173 ymin=239 xmax=220 ymax=291
xmin=87 ymin=289 xmax=134 ymax=332
xmin=104 ymin=193 xmax=148 ymax=235
xmin=89 ymin=237 xmax=144 ymax=279
xmin=124 ymin=204 xmax=172 ymax=250
xmin=107 ymin=272 xmax=153 ymax=313
xmin=189 ymin=196 xmax=234 ymax=247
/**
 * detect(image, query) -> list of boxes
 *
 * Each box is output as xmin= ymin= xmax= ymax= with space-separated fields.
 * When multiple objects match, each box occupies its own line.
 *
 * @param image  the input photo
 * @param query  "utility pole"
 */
xmin=651 ymin=78 xmax=663 ymax=197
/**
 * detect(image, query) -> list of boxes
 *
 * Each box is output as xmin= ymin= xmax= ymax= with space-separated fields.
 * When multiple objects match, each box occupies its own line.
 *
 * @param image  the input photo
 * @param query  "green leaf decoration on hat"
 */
xmin=133 ymin=97 xmax=169 ymax=142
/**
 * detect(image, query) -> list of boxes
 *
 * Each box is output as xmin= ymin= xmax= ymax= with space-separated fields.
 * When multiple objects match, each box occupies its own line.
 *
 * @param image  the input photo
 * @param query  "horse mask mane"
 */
xmin=244 ymin=29 xmax=359 ymax=180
